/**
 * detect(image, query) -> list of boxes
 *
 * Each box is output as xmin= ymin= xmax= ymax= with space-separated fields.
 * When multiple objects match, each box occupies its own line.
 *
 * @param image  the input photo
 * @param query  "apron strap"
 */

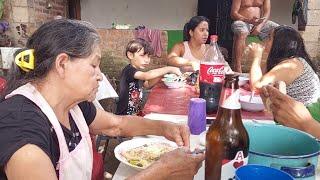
xmin=6 ymin=83 xmax=70 ymax=159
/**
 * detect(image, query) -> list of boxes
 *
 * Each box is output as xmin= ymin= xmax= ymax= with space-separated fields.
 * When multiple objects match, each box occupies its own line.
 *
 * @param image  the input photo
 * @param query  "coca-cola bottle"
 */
xmin=199 ymin=35 xmax=225 ymax=114
xmin=205 ymin=74 xmax=249 ymax=180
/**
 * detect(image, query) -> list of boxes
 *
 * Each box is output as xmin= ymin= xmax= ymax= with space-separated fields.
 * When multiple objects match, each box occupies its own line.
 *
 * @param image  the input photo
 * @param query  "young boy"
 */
xmin=116 ymin=38 xmax=181 ymax=115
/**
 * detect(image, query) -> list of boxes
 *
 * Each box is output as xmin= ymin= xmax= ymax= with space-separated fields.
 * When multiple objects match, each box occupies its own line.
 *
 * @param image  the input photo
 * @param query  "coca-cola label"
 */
xmin=219 ymin=88 xmax=241 ymax=109
xmin=200 ymin=63 xmax=225 ymax=84
xmin=221 ymin=151 xmax=248 ymax=180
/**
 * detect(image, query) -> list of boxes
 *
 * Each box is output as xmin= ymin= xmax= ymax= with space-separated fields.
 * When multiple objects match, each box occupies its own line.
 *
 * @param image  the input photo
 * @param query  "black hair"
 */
xmin=183 ymin=16 xmax=209 ymax=41
xmin=2 ymin=19 xmax=100 ymax=99
xmin=125 ymin=38 xmax=154 ymax=59
xmin=266 ymin=25 xmax=317 ymax=72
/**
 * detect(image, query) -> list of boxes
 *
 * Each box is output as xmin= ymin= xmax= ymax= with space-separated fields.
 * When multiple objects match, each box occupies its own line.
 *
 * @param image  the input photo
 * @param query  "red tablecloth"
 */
xmin=143 ymin=83 xmax=273 ymax=120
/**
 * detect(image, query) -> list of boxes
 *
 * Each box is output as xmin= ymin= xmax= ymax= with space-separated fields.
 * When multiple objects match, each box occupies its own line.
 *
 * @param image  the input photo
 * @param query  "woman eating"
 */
xmin=0 ymin=19 xmax=204 ymax=180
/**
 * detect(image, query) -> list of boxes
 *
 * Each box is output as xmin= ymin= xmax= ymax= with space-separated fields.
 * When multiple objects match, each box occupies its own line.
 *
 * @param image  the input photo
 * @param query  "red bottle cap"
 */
xmin=210 ymin=35 xmax=218 ymax=42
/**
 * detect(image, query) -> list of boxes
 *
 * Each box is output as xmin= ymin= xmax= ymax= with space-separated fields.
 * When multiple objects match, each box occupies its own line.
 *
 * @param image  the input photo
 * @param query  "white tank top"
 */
xmin=182 ymin=41 xmax=201 ymax=63
xmin=181 ymin=41 xmax=233 ymax=73
xmin=181 ymin=41 xmax=201 ymax=72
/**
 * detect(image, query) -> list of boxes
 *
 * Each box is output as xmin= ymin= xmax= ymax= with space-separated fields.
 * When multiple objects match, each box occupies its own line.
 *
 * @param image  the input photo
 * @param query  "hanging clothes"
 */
xmin=135 ymin=27 xmax=163 ymax=57
xmin=292 ymin=0 xmax=308 ymax=31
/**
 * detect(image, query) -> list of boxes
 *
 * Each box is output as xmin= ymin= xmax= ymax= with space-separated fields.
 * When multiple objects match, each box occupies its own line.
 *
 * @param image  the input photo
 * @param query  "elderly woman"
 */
xmin=0 ymin=19 xmax=204 ymax=180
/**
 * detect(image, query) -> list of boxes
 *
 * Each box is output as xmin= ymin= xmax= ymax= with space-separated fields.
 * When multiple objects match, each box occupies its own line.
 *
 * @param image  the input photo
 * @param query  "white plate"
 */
xmin=114 ymin=138 xmax=178 ymax=171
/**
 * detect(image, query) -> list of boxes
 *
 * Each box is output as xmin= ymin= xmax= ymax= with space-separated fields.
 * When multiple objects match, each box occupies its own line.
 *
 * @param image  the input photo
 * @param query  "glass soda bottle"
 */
xmin=205 ymin=74 xmax=249 ymax=180
xmin=199 ymin=35 xmax=225 ymax=114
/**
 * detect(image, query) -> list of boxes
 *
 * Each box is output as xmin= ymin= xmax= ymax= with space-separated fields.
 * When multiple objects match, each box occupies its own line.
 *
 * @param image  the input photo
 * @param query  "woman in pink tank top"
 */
xmin=168 ymin=16 xmax=232 ymax=73
xmin=168 ymin=16 xmax=209 ymax=72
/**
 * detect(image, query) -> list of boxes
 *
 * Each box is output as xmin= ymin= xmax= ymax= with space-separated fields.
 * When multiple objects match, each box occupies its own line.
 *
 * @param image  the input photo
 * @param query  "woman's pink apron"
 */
xmin=6 ymin=83 xmax=93 ymax=180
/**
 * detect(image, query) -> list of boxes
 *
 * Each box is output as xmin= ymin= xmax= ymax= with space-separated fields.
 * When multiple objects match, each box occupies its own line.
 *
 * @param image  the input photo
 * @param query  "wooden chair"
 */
xmin=94 ymin=73 xmax=124 ymax=160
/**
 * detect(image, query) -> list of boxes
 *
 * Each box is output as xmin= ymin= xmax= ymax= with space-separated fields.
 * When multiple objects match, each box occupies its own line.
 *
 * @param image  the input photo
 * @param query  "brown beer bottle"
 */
xmin=205 ymin=74 xmax=249 ymax=180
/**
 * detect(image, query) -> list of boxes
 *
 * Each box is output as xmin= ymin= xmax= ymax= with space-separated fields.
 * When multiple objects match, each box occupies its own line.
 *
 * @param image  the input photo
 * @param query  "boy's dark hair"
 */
xmin=125 ymin=38 xmax=154 ymax=59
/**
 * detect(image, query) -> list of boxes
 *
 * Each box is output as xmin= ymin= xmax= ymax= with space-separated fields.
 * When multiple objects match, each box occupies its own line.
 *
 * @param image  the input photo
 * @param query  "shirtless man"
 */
xmin=231 ymin=0 xmax=278 ymax=72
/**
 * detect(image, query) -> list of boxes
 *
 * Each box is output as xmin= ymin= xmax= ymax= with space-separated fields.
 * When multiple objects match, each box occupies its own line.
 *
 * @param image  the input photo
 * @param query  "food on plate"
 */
xmin=121 ymin=142 xmax=175 ymax=168
xmin=163 ymin=73 xmax=190 ymax=82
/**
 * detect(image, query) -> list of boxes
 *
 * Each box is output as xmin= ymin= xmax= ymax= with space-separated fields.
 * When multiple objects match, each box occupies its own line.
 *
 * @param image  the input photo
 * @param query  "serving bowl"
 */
xmin=162 ymin=78 xmax=185 ymax=88
xmin=162 ymin=74 xmax=186 ymax=88
xmin=240 ymin=95 xmax=265 ymax=112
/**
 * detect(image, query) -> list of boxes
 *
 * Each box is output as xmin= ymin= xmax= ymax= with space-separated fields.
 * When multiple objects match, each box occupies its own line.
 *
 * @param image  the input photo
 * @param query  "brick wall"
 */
xmin=97 ymin=29 xmax=169 ymax=85
xmin=301 ymin=0 xmax=320 ymax=67
xmin=2 ymin=0 xmax=67 ymax=47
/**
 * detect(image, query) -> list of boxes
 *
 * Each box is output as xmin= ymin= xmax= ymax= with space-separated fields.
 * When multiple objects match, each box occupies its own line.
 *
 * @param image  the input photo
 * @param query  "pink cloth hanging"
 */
xmin=135 ymin=27 xmax=163 ymax=57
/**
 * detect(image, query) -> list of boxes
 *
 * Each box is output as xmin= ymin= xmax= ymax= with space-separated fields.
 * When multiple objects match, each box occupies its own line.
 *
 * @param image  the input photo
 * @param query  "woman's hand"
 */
xmin=161 ymin=122 xmax=190 ymax=147
xmin=247 ymin=43 xmax=264 ymax=61
xmin=261 ymin=85 xmax=314 ymax=131
xmin=260 ymin=81 xmax=286 ymax=111
xmin=158 ymin=147 xmax=204 ymax=179
xmin=130 ymin=147 xmax=204 ymax=180
xmin=190 ymin=61 xmax=200 ymax=72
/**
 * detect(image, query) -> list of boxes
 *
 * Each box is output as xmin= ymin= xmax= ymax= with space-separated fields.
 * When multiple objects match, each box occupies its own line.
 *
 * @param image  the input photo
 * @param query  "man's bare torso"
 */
xmin=238 ymin=0 xmax=264 ymax=19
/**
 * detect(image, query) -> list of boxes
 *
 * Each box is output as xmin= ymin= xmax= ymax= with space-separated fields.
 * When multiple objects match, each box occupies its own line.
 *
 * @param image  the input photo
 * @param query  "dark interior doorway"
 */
xmin=68 ymin=0 xmax=81 ymax=20
xmin=197 ymin=0 xmax=234 ymax=63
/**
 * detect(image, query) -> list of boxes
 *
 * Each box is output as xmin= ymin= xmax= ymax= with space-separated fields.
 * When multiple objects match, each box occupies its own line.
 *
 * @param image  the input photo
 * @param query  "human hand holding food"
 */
xmin=157 ymin=147 xmax=204 ymax=180
xmin=130 ymin=144 xmax=204 ymax=179
xmin=260 ymin=81 xmax=286 ymax=112
xmin=161 ymin=122 xmax=190 ymax=147
xmin=261 ymin=85 xmax=313 ymax=131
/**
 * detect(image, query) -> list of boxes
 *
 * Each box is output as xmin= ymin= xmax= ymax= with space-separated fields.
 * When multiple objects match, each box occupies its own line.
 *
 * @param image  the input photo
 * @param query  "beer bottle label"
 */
xmin=199 ymin=63 xmax=225 ymax=84
xmin=221 ymin=151 xmax=248 ymax=180
xmin=219 ymin=88 xmax=241 ymax=109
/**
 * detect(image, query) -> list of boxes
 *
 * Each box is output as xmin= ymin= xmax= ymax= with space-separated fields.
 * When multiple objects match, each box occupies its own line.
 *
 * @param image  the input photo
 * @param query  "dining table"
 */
xmin=113 ymin=82 xmax=320 ymax=179
xmin=142 ymin=82 xmax=273 ymax=120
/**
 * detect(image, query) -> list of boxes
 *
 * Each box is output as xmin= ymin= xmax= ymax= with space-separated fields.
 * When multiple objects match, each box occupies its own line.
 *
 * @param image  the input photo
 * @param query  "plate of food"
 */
xmin=114 ymin=138 xmax=177 ymax=170
xmin=162 ymin=73 xmax=186 ymax=88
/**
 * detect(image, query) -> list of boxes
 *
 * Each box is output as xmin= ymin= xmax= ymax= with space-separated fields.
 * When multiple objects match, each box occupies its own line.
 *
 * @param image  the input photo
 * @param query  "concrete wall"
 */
xmin=301 ymin=0 xmax=320 ymax=63
xmin=271 ymin=0 xmax=297 ymax=29
xmin=80 ymin=0 xmax=197 ymax=30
